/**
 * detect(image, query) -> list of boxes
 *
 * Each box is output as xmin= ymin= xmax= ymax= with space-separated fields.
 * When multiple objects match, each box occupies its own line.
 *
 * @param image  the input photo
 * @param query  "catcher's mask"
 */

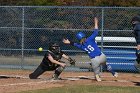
xmin=49 ymin=42 xmax=60 ymax=53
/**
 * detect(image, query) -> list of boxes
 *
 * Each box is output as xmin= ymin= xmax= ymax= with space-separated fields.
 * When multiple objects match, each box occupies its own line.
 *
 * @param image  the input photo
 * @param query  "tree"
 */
xmin=1 ymin=0 xmax=140 ymax=6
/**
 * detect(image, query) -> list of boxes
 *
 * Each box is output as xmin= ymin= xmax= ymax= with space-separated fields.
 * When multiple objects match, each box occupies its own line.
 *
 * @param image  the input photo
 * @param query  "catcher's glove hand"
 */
xmin=68 ymin=57 xmax=76 ymax=66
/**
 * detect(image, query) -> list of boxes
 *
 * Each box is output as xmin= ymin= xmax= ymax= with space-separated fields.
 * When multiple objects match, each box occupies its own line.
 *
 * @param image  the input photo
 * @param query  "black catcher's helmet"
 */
xmin=49 ymin=42 xmax=60 ymax=53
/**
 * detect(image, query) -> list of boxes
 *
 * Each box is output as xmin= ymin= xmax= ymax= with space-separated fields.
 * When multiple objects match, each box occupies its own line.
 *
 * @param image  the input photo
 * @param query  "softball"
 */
xmin=38 ymin=47 xmax=43 ymax=51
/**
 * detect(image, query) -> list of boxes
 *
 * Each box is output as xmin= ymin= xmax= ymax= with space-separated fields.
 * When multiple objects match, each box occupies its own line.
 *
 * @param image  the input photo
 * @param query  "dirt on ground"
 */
xmin=0 ymin=70 xmax=140 ymax=93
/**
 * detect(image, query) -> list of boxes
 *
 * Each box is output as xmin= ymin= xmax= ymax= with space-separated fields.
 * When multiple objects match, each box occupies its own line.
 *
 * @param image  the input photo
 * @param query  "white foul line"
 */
xmin=0 ymin=80 xmax=57 ymax=87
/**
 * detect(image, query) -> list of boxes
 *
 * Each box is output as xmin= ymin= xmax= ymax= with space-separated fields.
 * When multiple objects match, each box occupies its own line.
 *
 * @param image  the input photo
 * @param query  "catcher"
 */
xmin=131 ymin=14 xmax=140 ymax=71
xmin=29 ymin=42 xmax=75 ymax=79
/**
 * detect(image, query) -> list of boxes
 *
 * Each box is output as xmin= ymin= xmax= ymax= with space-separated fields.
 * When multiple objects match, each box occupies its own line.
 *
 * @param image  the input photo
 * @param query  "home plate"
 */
xmin=116 ymin=80 xmax=130 ymax=82
xmin=67 ymin=76 xmax=95 ymax=80
xmin=63 ymin=78 xmax=80 ymax=81
xmin=102 ymin=80 xmax=116 ymax=82
xmin=134 ymin=75 xmax=140 ymax=78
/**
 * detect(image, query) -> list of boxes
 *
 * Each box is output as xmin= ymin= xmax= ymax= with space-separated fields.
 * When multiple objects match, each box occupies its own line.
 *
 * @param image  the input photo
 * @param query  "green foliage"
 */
xmin=1 ymin=0 xmax=140 ymax=6
xmin=12 ymin=0 xmax=62 ymax=6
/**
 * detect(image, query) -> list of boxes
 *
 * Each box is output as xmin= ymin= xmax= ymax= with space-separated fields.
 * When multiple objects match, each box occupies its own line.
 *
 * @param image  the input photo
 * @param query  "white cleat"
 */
xmin=113 ymin=72 xmax=118 ymax=78
xmin=95 ymin=74 xmax=102 ymax=82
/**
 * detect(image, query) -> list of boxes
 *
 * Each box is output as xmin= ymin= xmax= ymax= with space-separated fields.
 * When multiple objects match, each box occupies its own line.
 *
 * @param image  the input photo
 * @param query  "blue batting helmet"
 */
xmin=76 ymin=32 xmax=86 ymax=40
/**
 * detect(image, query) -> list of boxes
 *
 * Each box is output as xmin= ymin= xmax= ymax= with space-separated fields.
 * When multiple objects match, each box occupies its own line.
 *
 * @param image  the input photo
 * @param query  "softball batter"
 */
xmin=63 ymin=17 xmax=118 ymax=81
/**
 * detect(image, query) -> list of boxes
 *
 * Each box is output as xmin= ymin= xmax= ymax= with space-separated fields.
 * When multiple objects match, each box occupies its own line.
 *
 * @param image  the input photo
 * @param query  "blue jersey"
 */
xmin=74 ymin=29 xmax=101 ymax=58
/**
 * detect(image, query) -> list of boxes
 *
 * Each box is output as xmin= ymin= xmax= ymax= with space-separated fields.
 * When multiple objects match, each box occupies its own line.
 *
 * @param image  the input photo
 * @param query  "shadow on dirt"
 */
xmin=133 ymin=82 xmax=140 ymax=86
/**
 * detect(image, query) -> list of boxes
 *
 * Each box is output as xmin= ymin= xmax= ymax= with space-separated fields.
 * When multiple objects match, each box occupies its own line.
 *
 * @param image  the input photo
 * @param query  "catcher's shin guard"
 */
xmin=52 ymin=66 xmax=65 ymax=80
xmin=136 ymin=50 xmax=140 ymax=64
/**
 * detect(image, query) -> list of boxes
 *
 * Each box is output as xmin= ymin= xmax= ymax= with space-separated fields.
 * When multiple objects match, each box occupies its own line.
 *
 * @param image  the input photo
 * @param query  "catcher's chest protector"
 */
xmin=49 ymin=51 xmax=62 ymax=61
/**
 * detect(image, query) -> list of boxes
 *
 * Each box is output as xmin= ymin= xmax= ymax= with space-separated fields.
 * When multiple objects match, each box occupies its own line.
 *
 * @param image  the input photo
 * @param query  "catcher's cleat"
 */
xmin=113 ymin=72 xmax=118 ymax=78
xmin=51 ymin=78 xmax=62 ymax=80
xmin=52 ymin=74 xmax=62 ymax=80
xmin=95 ymin=74 xmax=102 ymax=82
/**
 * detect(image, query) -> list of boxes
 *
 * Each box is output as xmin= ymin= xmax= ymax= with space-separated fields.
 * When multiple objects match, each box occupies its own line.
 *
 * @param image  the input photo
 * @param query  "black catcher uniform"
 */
xmin=29 ymin=43 xmax=75 ymax=79
xmin=131 ymin=14 xmax=140 ymax=63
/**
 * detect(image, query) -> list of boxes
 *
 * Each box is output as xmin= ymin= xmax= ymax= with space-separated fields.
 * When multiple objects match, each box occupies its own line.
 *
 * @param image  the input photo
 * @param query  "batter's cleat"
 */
xmin=113 ymin=72 xmax=118 ymax=78
xmin=95 ymin=74 xmax=102 ymax=82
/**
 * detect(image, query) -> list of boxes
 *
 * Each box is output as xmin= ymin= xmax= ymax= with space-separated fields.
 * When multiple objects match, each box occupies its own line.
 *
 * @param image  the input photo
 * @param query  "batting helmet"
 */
xmin=76 ymin=32 xmax=86 ymax=40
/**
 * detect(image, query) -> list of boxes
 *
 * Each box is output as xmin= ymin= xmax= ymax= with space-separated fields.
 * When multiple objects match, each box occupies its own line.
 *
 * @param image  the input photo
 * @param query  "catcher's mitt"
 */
xmin=68 ymin=57 xmax=76 ymax=66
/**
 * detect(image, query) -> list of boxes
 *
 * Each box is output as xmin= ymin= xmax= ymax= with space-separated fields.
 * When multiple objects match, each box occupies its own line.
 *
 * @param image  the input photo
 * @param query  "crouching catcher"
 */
xmin=29 ymin=42 xmax=75 ymax=79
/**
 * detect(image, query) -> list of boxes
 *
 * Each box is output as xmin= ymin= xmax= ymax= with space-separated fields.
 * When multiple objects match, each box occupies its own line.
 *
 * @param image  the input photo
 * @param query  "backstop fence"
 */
xmin=0 ymin=6 xmax=139 ymax=72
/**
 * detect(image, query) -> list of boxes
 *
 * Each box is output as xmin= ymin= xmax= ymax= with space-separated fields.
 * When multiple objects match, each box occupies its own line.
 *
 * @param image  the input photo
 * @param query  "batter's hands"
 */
xmin=94 ymin=17 xmax=98 ymax=29
xmin=63 ymin=38 xmax=70 ymax=44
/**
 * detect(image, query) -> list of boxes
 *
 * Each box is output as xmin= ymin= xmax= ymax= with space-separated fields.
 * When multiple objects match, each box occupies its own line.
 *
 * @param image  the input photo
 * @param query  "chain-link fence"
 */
xmin=0 ymin=6 xmax=139 ymax=72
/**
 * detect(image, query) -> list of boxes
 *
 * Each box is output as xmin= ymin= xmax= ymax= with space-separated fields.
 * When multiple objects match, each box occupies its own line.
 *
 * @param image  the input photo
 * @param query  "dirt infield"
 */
xmin=0 ymin=70 xmax=140 ymax=93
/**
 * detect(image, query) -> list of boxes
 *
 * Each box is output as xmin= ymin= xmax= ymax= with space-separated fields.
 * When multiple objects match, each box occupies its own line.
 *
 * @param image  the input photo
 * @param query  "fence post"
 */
xmin=21 ymin=7 xmax=25 ymax=69
xmin=100 ymin=8 xmax=104 ymax=72
xmin=101 ymin=8 xmax=104 ymax=52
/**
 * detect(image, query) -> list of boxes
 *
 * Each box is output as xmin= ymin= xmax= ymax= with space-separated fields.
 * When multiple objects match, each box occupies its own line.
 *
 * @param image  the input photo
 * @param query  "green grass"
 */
xmin=18 ymin=85 xmax=140 ymax=93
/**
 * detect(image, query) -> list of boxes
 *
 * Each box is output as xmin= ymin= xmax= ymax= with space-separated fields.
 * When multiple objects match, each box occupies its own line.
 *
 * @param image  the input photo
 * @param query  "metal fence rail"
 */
xmin=0 ymin=6 xmax=138 ymax=72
